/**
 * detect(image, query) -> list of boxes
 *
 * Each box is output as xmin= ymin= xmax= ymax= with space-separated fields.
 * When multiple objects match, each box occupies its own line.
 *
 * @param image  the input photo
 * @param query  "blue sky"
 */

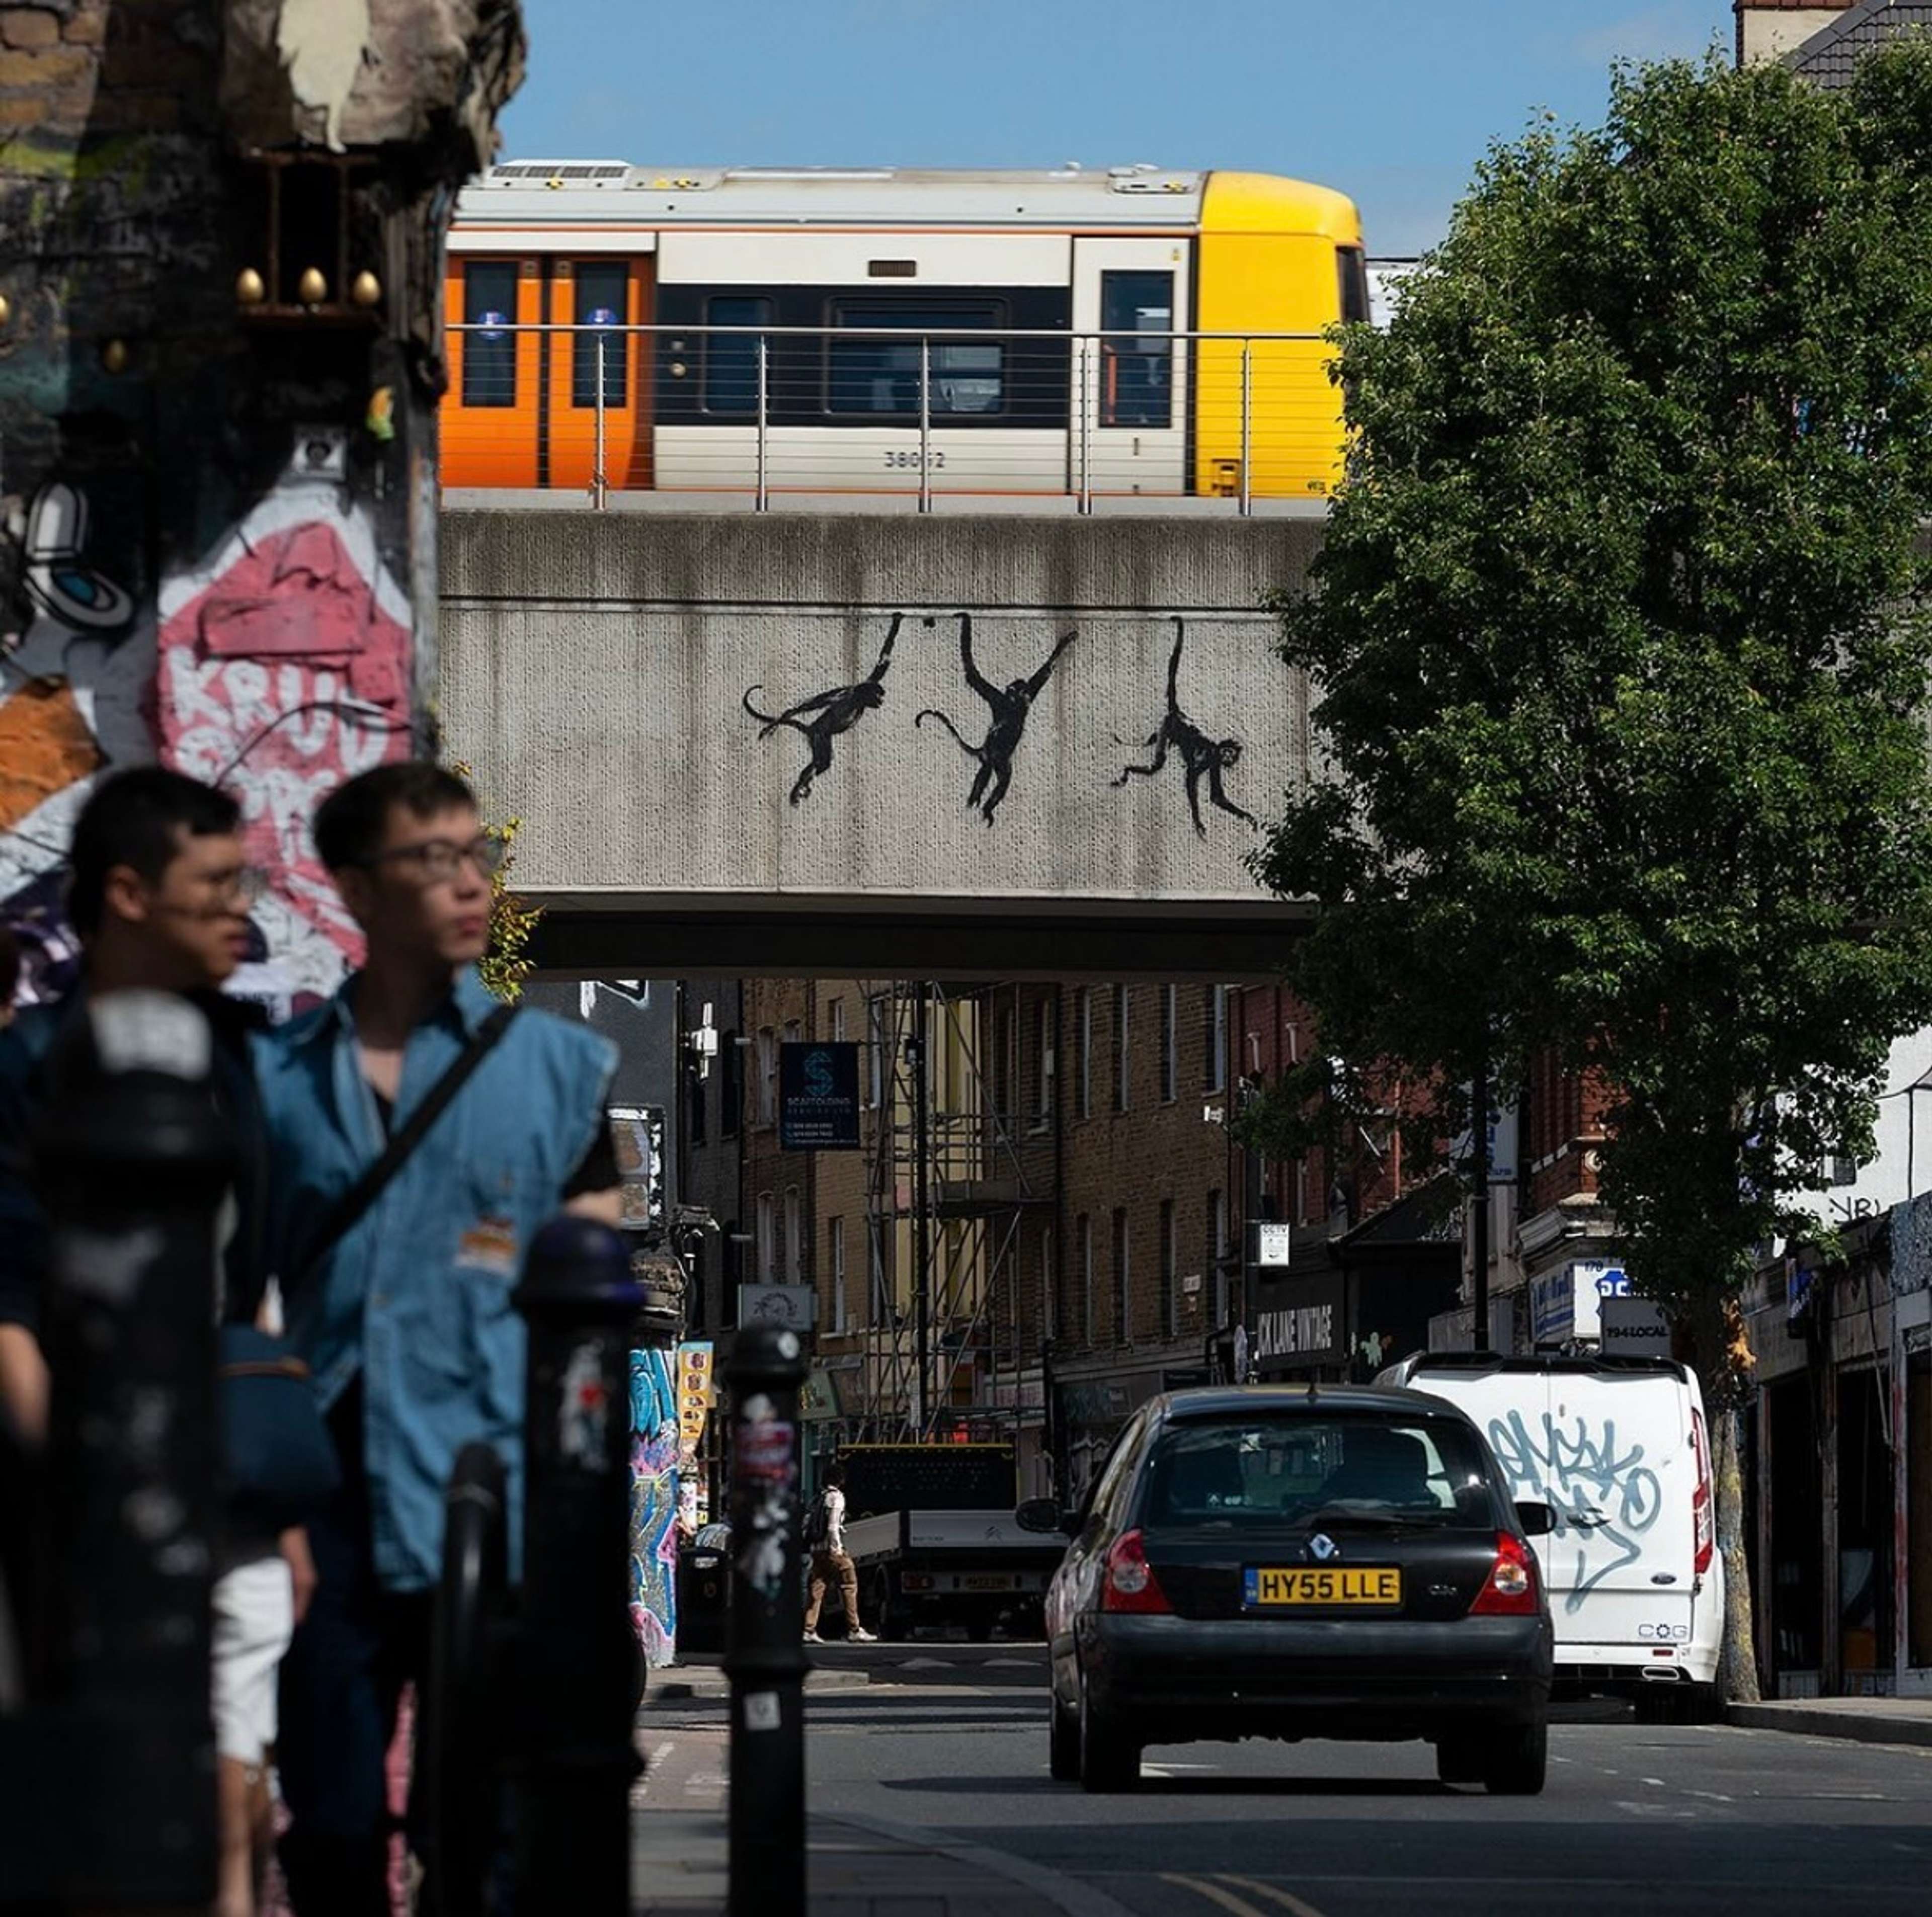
xmin=499 ymin=2 xmax=1738 ymax=254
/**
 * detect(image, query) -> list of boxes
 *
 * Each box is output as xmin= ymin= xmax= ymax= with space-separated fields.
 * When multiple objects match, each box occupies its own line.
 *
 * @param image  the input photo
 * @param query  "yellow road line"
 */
xmin=1219 ymin=1873 xmax=1332 ymax=1917
xmin=1159 ymin=1877 xmax=1270 ymax=1917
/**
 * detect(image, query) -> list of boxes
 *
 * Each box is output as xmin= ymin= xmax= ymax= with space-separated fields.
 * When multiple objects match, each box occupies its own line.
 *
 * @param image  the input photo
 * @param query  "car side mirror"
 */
xmin=1014 ymin=1497 xmax=1064 ymax=1535
xmin=1515 ymin=1499 xmax=1555 ymax=1538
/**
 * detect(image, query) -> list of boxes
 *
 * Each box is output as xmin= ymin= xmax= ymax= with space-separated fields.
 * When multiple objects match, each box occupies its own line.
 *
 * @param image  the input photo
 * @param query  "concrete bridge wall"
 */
xmin=438 ymin=510 xmax=1321 ymax=973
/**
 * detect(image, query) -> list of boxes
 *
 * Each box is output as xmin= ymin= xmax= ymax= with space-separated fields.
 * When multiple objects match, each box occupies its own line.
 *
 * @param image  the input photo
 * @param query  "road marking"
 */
xmin=1158 ymin=1875 xmax=1330 ymax=1917
xmin=1679 ymin=1787 xmax=1735 ymax=1804
xmin=1219 ymin=1874 xmax=1332 ymax=1917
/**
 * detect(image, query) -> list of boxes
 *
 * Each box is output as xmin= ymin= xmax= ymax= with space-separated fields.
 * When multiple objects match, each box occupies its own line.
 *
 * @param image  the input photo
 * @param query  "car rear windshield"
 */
xmin=1142 ymin=1414 xmax=1497 ymax=1529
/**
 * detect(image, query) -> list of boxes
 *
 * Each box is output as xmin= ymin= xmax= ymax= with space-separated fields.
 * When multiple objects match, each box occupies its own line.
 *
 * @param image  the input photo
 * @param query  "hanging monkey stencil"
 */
xmin=742 ymin=614 xmax=900 ymax=805
xmin=1113 ymin=618 xmax=1256 ymax=836
xmin=915 ymin=613 xmax=1075 ymax=825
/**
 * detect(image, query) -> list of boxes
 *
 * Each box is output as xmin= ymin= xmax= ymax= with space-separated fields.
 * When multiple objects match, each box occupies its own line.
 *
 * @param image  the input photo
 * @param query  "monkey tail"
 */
xmin=916 ymin=709 xmax=977 ymax=758
xmin=742 ymin=685 xmax=786 ymax=734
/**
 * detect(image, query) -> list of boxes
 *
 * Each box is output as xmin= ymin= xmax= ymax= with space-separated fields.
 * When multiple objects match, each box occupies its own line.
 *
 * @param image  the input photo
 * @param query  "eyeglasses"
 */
xmin=193 ymin=865 xmax=269 ymax=909
xmin=363 ymin=836 xmax=507 ymax=885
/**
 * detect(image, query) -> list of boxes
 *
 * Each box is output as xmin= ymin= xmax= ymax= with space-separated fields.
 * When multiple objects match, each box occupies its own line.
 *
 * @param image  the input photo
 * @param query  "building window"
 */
xmin=867 ymin=997 xmax=888 ymax=1109
xmin=784 ymin=1019 xmax=802 ymax=1051
xmin=996 ymin=1004 xmax=1015 ymax=1119
xmin=1034 ymin=996 xmax=1055 ymax=1128
xmin=831 ymin=996 xmax=847 ymax=1045
xmin=721 ymin=1029 xmax=742 ymax=1135
xmin=1078 ymin=1212 xmax=1094 ymax=1346
xmin=1113 ymin=986 xmax=1131 ymax=1113
xmin=757 ymin=1029 xmax=776 ymax=1127
xmin=1042 ymin=1226 xmax=1058 ymax=1343
xmin=1205 ymin=985 xmax=1228 ymax=1093
xmin=827 ymin=300 xmax=1005 ymax=416
xmin=1211 ymin=1188 xmax=1230 ymax=1328
xmin=831 ymin=1217 xmax=847 ymax=1332
xmin=784 ymin=1186 xmax=802 ymax=1282
xmin=462 ymin=261 xmax=518 ymax=408
xmin=1076 ymin=987 xmax=1092 ymax=1120
xmin=1099 ymin=270 xmax=1173 ymax=429
xmin=1160 ymin=985 xmax=1178 ymax=1104
xmin=1295 ymin=1159 xmax=1309 ymax=1227
xmin=757 ymin=1192 xmax=775 ymax=1282
xmin=1112 ymin=1208 xmax=1131 ymax=1344
xmin=703 ymin=294 xmax=774 ymax=414
xmin=1159 ymin=1198 xmax=1177 ymax=1338
xmin=572 ymin=261 xmax=628 ymax=409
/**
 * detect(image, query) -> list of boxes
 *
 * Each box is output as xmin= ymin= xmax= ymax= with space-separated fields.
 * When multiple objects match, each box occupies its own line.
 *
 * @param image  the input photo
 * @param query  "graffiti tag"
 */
xmin=1485 ymin=1410 xmax=1663 ymax=1613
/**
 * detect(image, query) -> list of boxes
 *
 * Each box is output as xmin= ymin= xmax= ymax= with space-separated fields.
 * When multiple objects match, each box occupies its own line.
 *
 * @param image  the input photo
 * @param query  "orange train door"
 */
xmin=443 ymin=255 xmax=542 ymax=488
xmin=545 ymin=257 xmax=654 ymax=494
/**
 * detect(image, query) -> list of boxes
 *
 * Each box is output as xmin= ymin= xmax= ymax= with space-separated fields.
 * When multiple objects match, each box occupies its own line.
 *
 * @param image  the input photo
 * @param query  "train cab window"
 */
xmin=1099 ymin=272 xmax=1173 ymax=429
xmin=572 ymin=262 xmax=629 ymax=409
xmin=462 ymin=261 xmax=519 ymax=408
xmin=703 ymin=296 xmax=775 ymax=414
xmin=1337 ymin=246 xmax=1371 ymax=325
xmin=827 ymin=301 xmax=1004 ymax=416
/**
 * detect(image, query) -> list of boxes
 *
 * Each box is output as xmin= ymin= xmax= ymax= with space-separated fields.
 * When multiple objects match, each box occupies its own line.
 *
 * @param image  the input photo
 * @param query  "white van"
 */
xmin=1377 ymin=1353 xmax=1722 ymax=1719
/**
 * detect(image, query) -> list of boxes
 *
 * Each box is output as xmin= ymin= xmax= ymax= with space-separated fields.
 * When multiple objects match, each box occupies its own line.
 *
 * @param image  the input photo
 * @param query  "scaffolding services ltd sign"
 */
xmin=780 ymin=1041 xmax=861 ymax=1150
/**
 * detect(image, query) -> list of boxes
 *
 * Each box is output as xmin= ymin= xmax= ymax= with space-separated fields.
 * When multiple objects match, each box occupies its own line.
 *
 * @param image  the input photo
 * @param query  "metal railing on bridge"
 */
xmin=443 ymin=322 xmax=1339 ymax=514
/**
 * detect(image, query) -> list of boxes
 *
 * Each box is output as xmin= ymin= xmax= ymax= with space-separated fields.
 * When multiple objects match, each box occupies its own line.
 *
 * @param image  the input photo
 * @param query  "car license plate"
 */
xmin=961 ymin=1573 xmax=1016 ymax=1592
xmin=1244 ymin=1566 xmax=1402 ymax=1608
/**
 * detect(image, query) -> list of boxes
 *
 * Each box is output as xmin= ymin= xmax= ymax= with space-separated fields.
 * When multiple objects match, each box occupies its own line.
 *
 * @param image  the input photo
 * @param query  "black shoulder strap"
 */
xmin=290 ymin=1004 xmax=518 ymax=1291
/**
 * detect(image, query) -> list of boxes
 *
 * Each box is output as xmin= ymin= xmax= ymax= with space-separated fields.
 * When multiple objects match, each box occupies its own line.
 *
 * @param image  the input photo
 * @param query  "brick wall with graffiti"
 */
xmin=0 ymin=0 xmax=523 ymax=1009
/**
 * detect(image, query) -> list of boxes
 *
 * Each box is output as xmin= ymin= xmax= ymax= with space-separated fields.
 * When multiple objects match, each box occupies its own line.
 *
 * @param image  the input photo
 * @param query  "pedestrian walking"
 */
xmin=802 ymin=1461 xmax=876 ymax=1643
xmin=0 ymin=768 xmax=319 ymax=1917
xmin=257 ymin=762 xmax=620 ymax=1915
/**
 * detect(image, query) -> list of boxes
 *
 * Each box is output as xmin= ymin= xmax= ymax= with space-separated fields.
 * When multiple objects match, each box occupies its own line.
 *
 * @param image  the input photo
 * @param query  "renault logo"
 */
xmin=1309 ymin=1534 xmax=1338 ymax=1562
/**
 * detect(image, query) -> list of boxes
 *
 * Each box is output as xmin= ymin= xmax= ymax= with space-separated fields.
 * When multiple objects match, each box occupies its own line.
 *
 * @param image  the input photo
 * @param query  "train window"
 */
xmin=1099 ymin=272 xmax=1173 ymax=430
xmin=826 ymin=302 xmax=1004 ymax=416
xmin=703 ymin=296 xmax=775 ymax=414
xmin=572 ymin=263 xmax=629 ymax=409
xmin=462 ymin=261 xmax=519 ymax=408
xmin=1337 ymin=246 xmax=1371 ymax=325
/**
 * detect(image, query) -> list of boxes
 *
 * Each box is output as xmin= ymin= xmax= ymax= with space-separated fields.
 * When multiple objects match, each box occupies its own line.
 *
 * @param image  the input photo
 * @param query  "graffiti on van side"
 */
xmin=1485 ymin=1411 xmax=1663 ymax=1613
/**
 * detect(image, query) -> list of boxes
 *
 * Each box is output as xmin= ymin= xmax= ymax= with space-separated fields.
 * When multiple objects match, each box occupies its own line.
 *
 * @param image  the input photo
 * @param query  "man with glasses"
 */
xmin=0 ymin=766 xmax=307 ymax=1917
xmin=256 ymin=762 xmax=620 ymax=1915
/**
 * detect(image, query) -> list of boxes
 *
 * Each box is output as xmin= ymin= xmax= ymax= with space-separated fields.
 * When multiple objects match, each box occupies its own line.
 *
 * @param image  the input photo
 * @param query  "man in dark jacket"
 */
xmin=0 ymin=767 xmax=312 ymax=1917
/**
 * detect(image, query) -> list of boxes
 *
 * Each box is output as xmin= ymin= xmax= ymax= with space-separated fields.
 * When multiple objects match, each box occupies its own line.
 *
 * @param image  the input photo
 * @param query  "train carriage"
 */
xmin=443 ymin=163 xmax=1366 ymax=503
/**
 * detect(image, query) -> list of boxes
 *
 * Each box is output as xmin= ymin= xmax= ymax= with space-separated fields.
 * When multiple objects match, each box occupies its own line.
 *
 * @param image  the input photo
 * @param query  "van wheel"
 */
xmin=1049 ymin=1691 xmax=1079 ymax=1781
xmin=1482 ymin=1718 xmax=1548 ymax=1795
xmin=1077 ymin=1676 xmax=1140 ymax=1793
xmin=1435 ymin=1732 xmax=1485 ymax=1786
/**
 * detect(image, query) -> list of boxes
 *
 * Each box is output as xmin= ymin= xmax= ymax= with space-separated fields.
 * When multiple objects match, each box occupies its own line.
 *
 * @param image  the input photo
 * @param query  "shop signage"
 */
xmin=737 ymin=1282 xmax=816 ymax=1331
xmin=779 ymin=1041 xmax=861 ymax=1150
xmin=1252 ymin=1272 xmax=1346 ymax=1366
xmin=1251 ymin=1221 xmax=1293 ymax=1269
xmin=1531 ymin=1261 xmax=1627 ymax=1344
xmin=1599 ymin=1297 xmax=1670 ymax=1358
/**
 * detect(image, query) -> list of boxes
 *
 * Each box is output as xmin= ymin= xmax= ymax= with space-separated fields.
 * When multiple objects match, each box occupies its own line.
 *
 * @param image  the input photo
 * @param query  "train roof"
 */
xmin=453 ymin=163 xmax=1356 ymax=235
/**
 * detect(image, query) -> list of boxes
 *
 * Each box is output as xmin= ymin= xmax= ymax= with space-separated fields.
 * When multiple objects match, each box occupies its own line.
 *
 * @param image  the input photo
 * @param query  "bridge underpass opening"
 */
xmin=439 ymin=506 xmax=1324 ymax=981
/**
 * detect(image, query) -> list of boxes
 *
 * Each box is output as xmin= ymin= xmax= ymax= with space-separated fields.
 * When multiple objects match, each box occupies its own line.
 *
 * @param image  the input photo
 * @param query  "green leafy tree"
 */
xmin=1250 ymin=47 xmax=1932 ymax=1702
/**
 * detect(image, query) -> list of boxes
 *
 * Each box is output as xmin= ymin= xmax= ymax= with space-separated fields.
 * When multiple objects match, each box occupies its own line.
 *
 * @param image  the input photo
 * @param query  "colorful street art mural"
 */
xmin=0 ymin=441 xmax=416 ymax=1007
xmin=629 ymin=1342 xmax=681 ymax=1667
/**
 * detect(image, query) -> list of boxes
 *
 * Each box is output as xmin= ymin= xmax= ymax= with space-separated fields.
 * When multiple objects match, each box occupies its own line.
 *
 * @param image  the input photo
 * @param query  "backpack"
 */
xmin=803 ymin=1488 xmax=833 ymax=1550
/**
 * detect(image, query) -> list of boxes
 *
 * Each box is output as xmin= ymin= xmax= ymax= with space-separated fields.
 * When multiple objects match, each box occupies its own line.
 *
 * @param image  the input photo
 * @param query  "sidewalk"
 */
xmin=1725 ymin=1696 xmax=1932 ymax=1751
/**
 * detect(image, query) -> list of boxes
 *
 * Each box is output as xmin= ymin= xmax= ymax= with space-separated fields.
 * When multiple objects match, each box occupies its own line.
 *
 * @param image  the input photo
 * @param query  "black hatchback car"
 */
xmin=1018 ymin=1385 xmax=1555 ymax=1794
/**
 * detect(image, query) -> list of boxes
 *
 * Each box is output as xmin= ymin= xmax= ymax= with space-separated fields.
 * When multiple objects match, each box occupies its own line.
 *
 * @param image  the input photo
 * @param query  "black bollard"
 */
xmin=725 ymin=1323 xmax=809 ymax=1917
xmin=4 ymin=992 xmax=232 ymax=1907
xmin=510 ymin=1215 xmax=644 ymax=1913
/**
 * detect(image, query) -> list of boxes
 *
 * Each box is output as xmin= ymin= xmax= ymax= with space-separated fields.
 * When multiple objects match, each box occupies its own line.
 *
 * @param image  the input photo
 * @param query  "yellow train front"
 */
xmin=443 ymin=163 xmax=1366 ymax=503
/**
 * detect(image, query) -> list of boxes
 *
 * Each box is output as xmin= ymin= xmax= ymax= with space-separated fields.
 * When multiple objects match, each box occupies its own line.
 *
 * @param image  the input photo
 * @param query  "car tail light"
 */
xmin=1470 ymin=1531 xmax=1541 ymax=1616
xmin=1100 ymin=1529 xmax=1172 ymax=1615
xmin=1691 ymin=1409 xmax=1715 ymax=1578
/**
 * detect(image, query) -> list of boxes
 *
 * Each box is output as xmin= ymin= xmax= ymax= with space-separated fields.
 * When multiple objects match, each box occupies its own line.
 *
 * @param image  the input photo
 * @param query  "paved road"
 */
xmin=782 ymin=1654 xmax=1932 ymax=1917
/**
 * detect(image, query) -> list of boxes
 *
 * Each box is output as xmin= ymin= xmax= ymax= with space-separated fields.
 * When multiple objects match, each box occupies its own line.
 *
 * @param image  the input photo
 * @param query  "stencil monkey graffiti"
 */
xmin=1113 ymin=617 xmax=1256 ymax=836
xmin=916 ymin=613 xmax=1074 ymax=825
xmin=742 ymin=614 xmax=900 ymax=805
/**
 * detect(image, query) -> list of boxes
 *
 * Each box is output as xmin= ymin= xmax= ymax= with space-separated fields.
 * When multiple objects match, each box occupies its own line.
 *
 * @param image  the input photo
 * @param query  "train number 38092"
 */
xmin=883 ymin=450 xmax=945 ymax=469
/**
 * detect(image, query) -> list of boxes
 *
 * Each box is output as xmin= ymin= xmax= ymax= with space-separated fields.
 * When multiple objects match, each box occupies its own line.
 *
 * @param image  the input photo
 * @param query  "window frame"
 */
xmin=461 ymin=259 xmax=520 ymax=410
xmin=1159 ymin=1197 xmax=1177 ymax=1339
xmin=1112 ymin=1206 xmax=1131 ymax=1345
xmin=823 ymin=295 xmax=1010 ymax=420
xmin=571 ymin=260 xmax=630 ymax=411
xmin=1160 ymin=984 xmax=1178 ymax=1105
xmin=1076 ymin=987 xmax=1093 ymax=1121
xmin=1097 ymin=268 xmax=1175 ymax=431
xmin=701 ymin=293 xmax=776 ymax=416
xmin=1205 ymin=985 xmax=1228 ymax=1093
xmin=830 ymin=1215 xmax=847 ymax=1332
xmin=1113 ymin=985 xmax=1131 ymax=1114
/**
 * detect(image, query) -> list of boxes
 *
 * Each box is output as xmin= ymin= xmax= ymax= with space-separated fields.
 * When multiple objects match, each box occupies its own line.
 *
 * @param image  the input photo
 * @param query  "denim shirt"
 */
xmin=252 ymin=967 xmax=616 ymax=1592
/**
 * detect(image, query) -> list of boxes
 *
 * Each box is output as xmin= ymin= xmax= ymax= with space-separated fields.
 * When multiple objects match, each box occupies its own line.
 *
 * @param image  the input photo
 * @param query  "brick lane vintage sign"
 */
xmin=1253 ymin=1273 xmax=1346 ymax=1366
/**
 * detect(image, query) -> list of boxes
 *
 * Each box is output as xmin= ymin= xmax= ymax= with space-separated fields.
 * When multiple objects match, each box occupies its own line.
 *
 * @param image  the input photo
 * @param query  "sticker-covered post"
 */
xmin=726 ymin=1322 xmax=809 ymax=1917
xmin=512 ymin=1215 xmax=643 ymax=1911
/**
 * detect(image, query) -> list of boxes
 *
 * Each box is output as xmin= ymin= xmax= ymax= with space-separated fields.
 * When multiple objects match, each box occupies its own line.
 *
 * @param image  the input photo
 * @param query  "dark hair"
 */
xmin=0 ymin=923 xmax=18 ymax=1012
xmin=823 ymin=1462 xmax=846 ymax=1488
xmin=68 ymin=768 xmax=242 ymax=939
xmin=312 ymin=762 xmax=476 ymax=873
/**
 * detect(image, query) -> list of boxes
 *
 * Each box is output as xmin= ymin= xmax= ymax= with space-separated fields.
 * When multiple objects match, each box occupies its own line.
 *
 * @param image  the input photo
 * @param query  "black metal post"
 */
xmin=725 ymin=1323 xmax=809 ymax=1917
xmin=511 ymin=1216 xmax=643 ymax=1913
xmin=1472 ymin=1057 xmax=1492 ymax=1355
xmin=8 ymin=992 xmax=232 ymax=1908
xmin=911 ymin=987 xmax=931 ymax=1434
